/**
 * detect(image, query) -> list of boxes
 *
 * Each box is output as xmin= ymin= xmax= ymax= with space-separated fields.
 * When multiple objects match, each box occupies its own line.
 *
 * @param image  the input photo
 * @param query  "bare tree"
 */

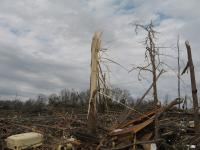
xmin=131 ymin=21 xmax=163 ymax=103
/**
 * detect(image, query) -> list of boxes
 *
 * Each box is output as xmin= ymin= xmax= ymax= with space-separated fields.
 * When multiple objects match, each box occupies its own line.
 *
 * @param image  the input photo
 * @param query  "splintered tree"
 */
xmin=181 ymin=41 xmax=199 ymax=132
xmin=87 ymin=32 xmax=114 ymax=134
xmin=132 ymin=21 xmax=163 ymax=103
xmin=87 ymin=32 xmax=101 ymax=134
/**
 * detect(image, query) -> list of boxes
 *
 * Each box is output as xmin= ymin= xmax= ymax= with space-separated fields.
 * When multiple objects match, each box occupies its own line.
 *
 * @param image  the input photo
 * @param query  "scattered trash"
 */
xmin=6 ymin=132 xmax=43 ymax=150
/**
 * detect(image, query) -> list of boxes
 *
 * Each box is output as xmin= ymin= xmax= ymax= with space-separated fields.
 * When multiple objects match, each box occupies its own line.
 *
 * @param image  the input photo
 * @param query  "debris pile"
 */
xmin=96 ymin=98 xmax=200 ymax=149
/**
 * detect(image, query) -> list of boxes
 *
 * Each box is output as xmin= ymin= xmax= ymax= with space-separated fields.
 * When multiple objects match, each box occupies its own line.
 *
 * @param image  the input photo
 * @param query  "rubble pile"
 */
xmin=1 ymin=98 xmax=199 ymax=150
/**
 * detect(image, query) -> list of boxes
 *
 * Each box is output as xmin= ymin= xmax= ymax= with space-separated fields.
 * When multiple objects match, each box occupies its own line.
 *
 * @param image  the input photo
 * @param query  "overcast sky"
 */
xmin=0 ymin=0 xmax=200 ymax=101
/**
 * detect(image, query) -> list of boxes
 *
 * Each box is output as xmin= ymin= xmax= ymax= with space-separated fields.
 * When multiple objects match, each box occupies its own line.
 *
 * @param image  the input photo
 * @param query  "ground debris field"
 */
xmin=0 ymin=109 xmax=120 ymax=150
xmin=1 ymin=98 xmax=200 ymax=150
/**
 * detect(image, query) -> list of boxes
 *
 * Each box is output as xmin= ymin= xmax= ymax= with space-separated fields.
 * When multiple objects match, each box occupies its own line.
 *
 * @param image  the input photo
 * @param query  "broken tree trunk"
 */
xmin=177 ymin=35 xmax=181 ymax=109
xmin=137 ymin=69 xmax=165 ymax=106
xmin=87 ymin=32 xmax=101 ymax=134
xmin=184 ymin=41 xmax=199 ymax=132
xmin=148 ymin=31 xmax=158 ymax=103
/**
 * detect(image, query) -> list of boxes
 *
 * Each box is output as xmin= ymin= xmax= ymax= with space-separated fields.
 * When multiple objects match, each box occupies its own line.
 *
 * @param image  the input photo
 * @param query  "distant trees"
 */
xmin=0 ymin=88 xmax=134 ymax=115
xmin=111 ymin=88 xmax=134 ymax=104
xmin=48 ymin=93 xmax=60 ymax=107
xmin=99 ymin=88 xmax=135 ymax=112
xmin=0 ymin=100 xmax=23 ymax=110
xmin=22 ymin=98 xmax=46 ymax=114
xmin=49 ymin=89 xmax=89 ymax=109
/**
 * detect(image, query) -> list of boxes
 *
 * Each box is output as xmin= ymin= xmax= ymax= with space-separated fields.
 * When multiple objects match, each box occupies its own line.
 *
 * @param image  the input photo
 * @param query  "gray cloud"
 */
xmin=0 ymin=0 xmax=200 ymax=101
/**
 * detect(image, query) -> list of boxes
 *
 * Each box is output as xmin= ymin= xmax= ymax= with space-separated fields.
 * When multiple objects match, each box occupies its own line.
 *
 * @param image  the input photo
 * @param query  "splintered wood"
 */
xmin=96 ymin=98 xmax=200 ymax=150
xmin=87 ymin=32 xmax=101 ymax=134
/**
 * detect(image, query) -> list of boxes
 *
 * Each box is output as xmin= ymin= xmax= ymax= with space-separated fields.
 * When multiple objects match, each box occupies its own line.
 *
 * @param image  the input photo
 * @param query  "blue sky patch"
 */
xmin=158 ymin=12 xmax=170 ymax=21
xmin=154 ymin=12 xmax=171 ymax=26
xmin=113 ymin=1 xmax=135 ymax=15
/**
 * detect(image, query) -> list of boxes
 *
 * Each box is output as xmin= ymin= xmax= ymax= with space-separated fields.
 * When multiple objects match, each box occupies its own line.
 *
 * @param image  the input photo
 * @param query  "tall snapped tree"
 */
xmin=87 ymin=32 xmax=101 ymax=134
xmin=181 ymin=41 xmax=199 ymax=132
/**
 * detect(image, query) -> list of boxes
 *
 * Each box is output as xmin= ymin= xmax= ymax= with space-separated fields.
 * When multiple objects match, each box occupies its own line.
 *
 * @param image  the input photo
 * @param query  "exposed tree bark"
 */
xmin=148 ymin=31 xmax=158 ymax=103
xmin=87 ymin=32 xmax=101 ymax=134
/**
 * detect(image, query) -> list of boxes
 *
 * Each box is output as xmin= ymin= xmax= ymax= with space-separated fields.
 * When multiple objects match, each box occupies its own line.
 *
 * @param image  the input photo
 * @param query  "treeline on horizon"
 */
xmin=0 ymin=87 xmax=193 ymax=117
xmin=0 ymin=88 xmax=144 ymax=116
